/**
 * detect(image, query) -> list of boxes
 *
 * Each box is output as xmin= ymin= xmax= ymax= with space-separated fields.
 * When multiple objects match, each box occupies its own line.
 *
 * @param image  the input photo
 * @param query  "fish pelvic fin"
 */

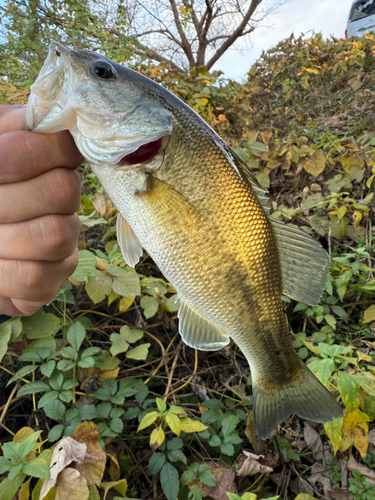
xmin=252 ymin=365 xmax=343 ymax=440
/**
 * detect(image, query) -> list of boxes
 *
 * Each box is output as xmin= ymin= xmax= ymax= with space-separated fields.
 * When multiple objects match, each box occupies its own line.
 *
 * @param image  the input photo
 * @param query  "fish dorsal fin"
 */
xmin=229 ymin=148 xmax=271 ymax=215
xmin=178 ymin=299 xmax=229 ymax=351
xmin=270 ymin=217 xmax=330 ymax=306
xmin=116 ymin=213 xmax=143 ymax=268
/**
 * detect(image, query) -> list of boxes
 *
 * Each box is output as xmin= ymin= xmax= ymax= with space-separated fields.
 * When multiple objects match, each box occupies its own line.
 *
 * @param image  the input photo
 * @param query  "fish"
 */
xmin=25 ymin=41 xmax=343 ymax=439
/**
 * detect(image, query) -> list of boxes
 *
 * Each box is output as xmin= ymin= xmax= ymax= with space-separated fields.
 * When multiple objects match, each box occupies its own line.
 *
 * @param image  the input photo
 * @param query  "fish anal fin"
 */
xmin=270 ymin=217 xmax=330 ymax=306
xmin=178 ymin=299 xmax=229 ymax=351
xmin=253 ymin=364 xmax=343 ymax=439
xmin=116 ymin=213 xmax=143 ymax=267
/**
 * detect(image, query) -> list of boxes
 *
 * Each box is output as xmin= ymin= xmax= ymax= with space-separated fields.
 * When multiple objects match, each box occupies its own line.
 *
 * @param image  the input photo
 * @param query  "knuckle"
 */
xmin=42 ymin=168 xmax=81 ymax=213
xmin=36 ymin=215 xmax=81 ymax=258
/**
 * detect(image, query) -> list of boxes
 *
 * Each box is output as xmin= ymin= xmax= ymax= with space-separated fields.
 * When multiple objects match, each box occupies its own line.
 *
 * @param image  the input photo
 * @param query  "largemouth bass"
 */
xmin=26 ymin=42 xmax=342 ymax=438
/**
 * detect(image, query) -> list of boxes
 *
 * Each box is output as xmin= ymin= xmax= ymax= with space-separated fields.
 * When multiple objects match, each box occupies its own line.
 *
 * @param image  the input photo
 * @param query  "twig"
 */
xmin=163 ymin=342 xmax=182 ymax=401
xmin=167 ymin=349 xmax=199 ymax=399
xmin=0 ymin=384 xmax=19 ymax=424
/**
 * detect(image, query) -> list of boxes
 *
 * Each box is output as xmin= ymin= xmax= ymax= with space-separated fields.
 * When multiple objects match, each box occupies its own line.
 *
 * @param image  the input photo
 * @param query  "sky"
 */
xmin=212 ymin=0 xmax=354 ymax=80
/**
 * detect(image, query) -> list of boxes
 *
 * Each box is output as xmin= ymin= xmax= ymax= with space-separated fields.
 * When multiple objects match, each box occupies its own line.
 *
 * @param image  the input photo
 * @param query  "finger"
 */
xmin=0 ymin=296 xmax=46 ymax=317
xmin=0 ymin=129 xmax=84 ymax=184
xmin=0 ymin=168 xmax=81 ymax=223
xmin=0 ymin=105 xmax=27 ymax=134
xmin=0 ymin=214 xmax=81 ymax=261
xmin=0 ymin=249 xmax=79 ymax=303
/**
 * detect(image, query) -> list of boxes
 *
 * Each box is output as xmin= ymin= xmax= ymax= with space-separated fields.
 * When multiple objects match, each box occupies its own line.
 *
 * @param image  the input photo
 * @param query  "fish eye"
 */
xmin=89 ymin=61 xmax=116 ymax=80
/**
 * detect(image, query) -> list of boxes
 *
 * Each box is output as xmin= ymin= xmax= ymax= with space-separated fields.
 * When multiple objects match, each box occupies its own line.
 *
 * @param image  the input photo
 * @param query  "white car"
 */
xmin=346 ymin=0 xmax=375 ymax=38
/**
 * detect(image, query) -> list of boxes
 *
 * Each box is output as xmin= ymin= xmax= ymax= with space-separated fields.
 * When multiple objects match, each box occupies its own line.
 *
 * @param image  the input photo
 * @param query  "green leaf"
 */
xmin=160 ymin=462 xmax=179 ymax=500
xmin=110 ymin=407 xmax=125 ymax=419
xmin=0 ymin=323 xmax=11 ymax=363
xmin=148 ymin=453 xmax=166 ymax=475
xmin=49 ymin=371 xmax=64 ymax=391
xmin=137 ymin=411 xmax=160 ymax=431
xmin=0 ymin=457 xmax=11 ymax=475
xmin=40 ymin=360 xmax=56 ymax=378
xmin=67 ymin=321 xmax=86 ymax=352
xmin=71 ymin=250 xmax=97 ymax=282
xmin=208 ymin=435 xmax=221 ymax=447
xmin=17 ymin=431 xmax=42 ymax=459
xmin=97 ymin=403 xmax=112 ymax=419
xmin=119 ymin=326 xmax=144 ymax=343
xmin=112 ymin=269 xmax=141 ymax=297
xmin=221 ymin=414 xmax=239 ymax=438
xmin=156 ymin=398 xmax=167 ymax=413
xmin=48 ymin=425 xmax=64 ymax=442
xmin=7 ymin=317 xmax=22 ymax=342
xmin=81 ymin=347 xmax=102 ymax=358
xmin=22 ymin=310 xmax=60 ymax=339
xmin=18 ymin=352 xmax=41 ymax=362
xmin=167 ymin=437 xmax=183 ymax=450
xmin=355 ymin=372 xmax=375 ymax=397
xmin=199 ymin=467 xmax=216 ymax=487
xmin=78 ymin=357 xmax=96 ymax=368
xmin=188 ymin=484 xmax=202 ymax=500
xmin=7 ymin=365 xmax=38 ymax=386
xmin=110 ymin=332 xmax=130 ymax=356
xmin=38 ymin=391 xmax=59 ymax=408
xmin=59 ymin=391 xmax=73 ymax=403
xmin=59 ymin=346 xmax=77 ymax=360
xmin=62 ymin=379 xmax=79 ymax=390
xmin=0 ymin=473 xmax=25 ymax=500
xmin=166 ymin=414 xmax=181 ymax=436
xmin=43 ymin=400 xmax=66 ymax=420
xmin=220 ymin=442 xmax=234 ymax=456
xmin=140 ymin=296 xmax=159 ymax=318
xmin=126 ymin=343 xmax=150 ymax=360
xmin=226 ymin=495 xmax=243 ymax=500
xmin=110 ymin=418 xmax=123 ymax=434
xmin=17 ymin=381 xmax=50 ymax=396
xmin=22 ymin=458 xmax=50 ymax=478
xmin=79 ymin=405 xmax=99 ymax=420
xmin=167 ymin=449 xmax=187 ymax=464
xmin=337 ymin=371 xmax=360 ymax=411
xmin=86 ymin=270 xmax=112 ymax=304
xmin=200 ymin=399 xmax=226 ymax=410
xmin=307 ymin=358 xmax=335 ymax=387
xmin=56 ymin=359 xmax=75 ymax=371
xmin=180 ymin=468 xmax=197 ymax=486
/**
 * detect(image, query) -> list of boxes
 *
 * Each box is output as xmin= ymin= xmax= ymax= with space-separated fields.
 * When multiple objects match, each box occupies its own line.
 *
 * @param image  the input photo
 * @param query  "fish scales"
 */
xmin=25 ymin=42 xmax=343 ymax=438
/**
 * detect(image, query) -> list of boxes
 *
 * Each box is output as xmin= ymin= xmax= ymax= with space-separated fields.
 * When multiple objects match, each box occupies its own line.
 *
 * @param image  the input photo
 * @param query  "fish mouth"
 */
xmin=26 ymin=42 xmax=173 ymax=166
xmin=25 ymin=42 xmax=74 ymax=133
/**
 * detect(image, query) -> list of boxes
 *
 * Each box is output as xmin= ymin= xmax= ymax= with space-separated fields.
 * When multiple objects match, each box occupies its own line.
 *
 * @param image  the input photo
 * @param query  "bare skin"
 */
xmin=0 ymin=105 xmax=83 ymax=316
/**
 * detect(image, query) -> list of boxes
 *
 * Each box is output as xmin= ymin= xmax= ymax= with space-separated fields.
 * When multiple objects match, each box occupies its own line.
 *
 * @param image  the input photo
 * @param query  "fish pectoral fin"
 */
xmin=116 ymin=213 xmax=143 ymax=267
xmin=178 ymin=299 xmax=229 ymax=351
xmin=270 ymin=217 xmax=330 ymax=306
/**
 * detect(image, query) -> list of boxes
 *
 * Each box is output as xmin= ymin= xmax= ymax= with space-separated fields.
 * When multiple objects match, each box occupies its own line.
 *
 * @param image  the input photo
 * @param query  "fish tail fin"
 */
xmin=252 ymin=366 xmax=343 ymax=439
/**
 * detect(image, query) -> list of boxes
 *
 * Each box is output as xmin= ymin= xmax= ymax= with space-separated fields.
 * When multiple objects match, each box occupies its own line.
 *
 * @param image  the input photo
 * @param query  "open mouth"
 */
xmin=25 ymin=42 xmax=71 ymax=133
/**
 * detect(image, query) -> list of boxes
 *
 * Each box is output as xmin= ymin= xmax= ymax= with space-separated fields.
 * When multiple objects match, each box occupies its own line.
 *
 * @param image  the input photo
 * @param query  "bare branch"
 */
xmin=168 ymin=0 xmax=195 ymax=66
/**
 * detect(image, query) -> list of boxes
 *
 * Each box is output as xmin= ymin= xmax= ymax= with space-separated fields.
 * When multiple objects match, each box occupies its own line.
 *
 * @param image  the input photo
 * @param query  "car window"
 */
xmin=349 ymin=0 xmax=375 ymax=22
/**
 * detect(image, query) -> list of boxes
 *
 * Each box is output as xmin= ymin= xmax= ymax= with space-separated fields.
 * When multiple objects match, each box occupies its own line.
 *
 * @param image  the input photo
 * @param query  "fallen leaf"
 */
xmin=347 ymin=453 xmax=375 ymax=479
xmin=368 ymin=429 xmax=375 ymax=446
xmin=55 ymin=467 xmax=89 ymax=500
xmin=72 ymin=421 xmax=106 ymax=486
xmin=236 ymin=451 xmax=273 ymax=476
xmin=363 ymin=305 xmax=375 ymax=324
xmin=199 ymin=462 xmax=237 ymax=500
xmin=92 ymin=192 xmax=107 ymax=217
xmin=304 ymin=423 xmax=324 ymax=462
xmin=340 ymin=409 xmax=369 ymax=458
xmin=39 ymin=437 xmax=86 ymax=500
xmin=303 ymin=150 xmax=326 ymax=177
xmin=328 ymin=489 xmax=354 ymax=500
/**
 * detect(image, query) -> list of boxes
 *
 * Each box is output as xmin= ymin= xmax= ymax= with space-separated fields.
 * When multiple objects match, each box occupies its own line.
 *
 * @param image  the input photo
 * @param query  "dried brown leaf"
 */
xmin=198 ymin=462 xmax=236 ymax=500
xmin=55 ymin=468 xmax=89 ymax=500
xmin=39 ymin=437 xmax=86 ymax=500
xmin=72 ymin=421 xmax=106 ymax=486
xmin=237 ymin=451 xmax=273 ymax=476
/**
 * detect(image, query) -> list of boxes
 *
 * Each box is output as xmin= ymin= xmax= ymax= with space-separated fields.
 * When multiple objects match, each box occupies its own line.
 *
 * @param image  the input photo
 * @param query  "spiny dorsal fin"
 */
xmin=178 ymin=299 xmax=229 ymax=351
xmin=270 ymin=217 xmax=330 ymax=306
xmin=116 ymin=213 xmax=143 ymax=268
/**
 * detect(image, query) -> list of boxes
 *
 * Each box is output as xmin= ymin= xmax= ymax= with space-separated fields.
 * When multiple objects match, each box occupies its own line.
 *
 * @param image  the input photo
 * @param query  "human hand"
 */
xmin=0 ymin=104 xmax=83 ymax=317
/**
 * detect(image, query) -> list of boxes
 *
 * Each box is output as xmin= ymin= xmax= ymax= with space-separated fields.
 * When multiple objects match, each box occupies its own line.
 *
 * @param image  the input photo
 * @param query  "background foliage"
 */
xmin=0 ymin=23 xmax=375 ymax=500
